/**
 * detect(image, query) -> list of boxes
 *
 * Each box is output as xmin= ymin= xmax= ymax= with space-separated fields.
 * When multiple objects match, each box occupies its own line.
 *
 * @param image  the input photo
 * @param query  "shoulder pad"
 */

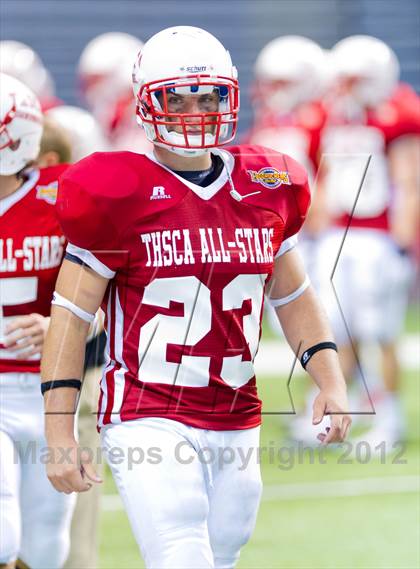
xmin=227 ymin=144 xmax=308 ymax=187
xmin=227 ymin=144 xmax=311 ymax=240
xmin=60 ymin=152 xmax=149 ymax=200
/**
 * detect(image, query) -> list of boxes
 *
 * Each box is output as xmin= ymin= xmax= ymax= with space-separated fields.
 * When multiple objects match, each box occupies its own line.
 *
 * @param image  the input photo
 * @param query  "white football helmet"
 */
xmin=330 ymin=35 xmax=400 ymax=107
xmin=0 ymin=73 xmax=43 ymax=175
xmin=132 ymin=26 xmax=239 ymax=157
xmin=0 ymin=40 xmax=55 ymax=102
xmin=78 ymin=32 xmax=143 ymax=118
xmin=254 ymin=36 xmax=327 ymax=113
xmin=46 ymin=105 xmax=108 ymax=161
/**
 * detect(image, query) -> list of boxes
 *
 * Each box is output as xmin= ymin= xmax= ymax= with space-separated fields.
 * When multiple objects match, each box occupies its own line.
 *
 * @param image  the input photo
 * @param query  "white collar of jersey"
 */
xmin=145 ymin=148 xmax=235 ymax=201
xmin=0 ymin=169 xmax=40 ymax=216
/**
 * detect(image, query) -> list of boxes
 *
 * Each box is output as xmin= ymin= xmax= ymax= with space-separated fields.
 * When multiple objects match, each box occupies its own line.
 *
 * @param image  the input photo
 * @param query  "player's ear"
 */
xmin=37 ymin=150 xmax=62 ymax=168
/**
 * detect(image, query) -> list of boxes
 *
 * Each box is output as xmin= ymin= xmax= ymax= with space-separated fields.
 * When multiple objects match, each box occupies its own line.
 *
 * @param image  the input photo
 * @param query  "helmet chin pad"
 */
xmin=162 ymin=131 xmax=215 ymax=156
xmin=154 ymin=139 xmax=209 ymax=157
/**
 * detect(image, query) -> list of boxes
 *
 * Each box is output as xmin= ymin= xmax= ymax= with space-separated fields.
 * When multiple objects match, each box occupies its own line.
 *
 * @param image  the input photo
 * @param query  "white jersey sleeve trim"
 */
xmin=266 ymin=276 xmax=311 ymax=307
xmin=274 ymin=234 xmax=298 ymax=259
xmin=66 ymin=243 xmax=116 ymax=279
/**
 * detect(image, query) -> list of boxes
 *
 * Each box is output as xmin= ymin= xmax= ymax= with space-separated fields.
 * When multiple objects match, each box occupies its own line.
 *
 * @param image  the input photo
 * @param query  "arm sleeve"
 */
xmin=56 ymin=174 xmax=128 ymax=278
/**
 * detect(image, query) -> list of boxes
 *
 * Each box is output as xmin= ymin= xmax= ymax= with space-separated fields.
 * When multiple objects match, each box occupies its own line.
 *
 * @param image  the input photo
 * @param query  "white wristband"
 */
xmin=267 ymin=276 xmax=310 ymax=307
xmin=52 ymin=291 xmax=95 ymax=324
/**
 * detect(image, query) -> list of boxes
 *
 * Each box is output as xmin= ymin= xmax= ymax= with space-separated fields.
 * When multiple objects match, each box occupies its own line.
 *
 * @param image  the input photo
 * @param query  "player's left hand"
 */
xmin=312 ymin=387 xmax=352 ymax=444
xmin=3 ymin=313 xmax=50 ymax=358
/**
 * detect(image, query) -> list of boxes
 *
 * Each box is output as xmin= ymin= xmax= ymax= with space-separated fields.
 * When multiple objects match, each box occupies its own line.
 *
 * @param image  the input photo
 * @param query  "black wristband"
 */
xmin=41 ymin=379 xmax=82 ymax=396
xmin=300 ymin=342 xmax=338 ymax=370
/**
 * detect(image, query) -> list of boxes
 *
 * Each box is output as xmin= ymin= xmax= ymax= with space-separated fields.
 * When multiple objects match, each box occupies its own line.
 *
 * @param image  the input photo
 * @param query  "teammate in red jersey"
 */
xmin=42 ymin=27 xmax=351 ymax=568
xmin=245 ymin=36 xmax=328 ymax=342
xmin=313 ymin=36 xmax=419 ymax=447
xmin=77 ymin=32 xmax=151 ymax=153
xmin=0 ymin=73 xmax=74 ymax=569
xmin=245 ymin=35 xmax=327 ymax=180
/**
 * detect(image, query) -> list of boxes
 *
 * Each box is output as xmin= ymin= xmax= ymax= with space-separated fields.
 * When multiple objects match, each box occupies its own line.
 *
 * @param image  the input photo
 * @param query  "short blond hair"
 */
xmin=38 ymin=116 xmax=72 ymax=164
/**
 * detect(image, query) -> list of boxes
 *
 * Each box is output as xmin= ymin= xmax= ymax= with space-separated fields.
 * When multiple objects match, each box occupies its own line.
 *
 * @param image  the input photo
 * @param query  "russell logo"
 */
xmin=247 ymin=167 xmax=291 ymax=189
xmin=150 ymin=186 xmax=171 ymax=200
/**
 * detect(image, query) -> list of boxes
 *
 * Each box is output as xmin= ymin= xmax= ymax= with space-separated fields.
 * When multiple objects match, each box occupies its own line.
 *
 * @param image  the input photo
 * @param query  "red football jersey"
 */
xmin=0 ymin=165 xmax=67 ymax=373
xmin=321 ymin=83 xmax=420 ymax=231
xmin=56 ymin=146 xmax=310 ymax=430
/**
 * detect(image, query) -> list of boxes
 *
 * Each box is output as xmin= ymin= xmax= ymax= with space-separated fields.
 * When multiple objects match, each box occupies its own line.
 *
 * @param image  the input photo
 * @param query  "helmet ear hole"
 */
xmin=10 ymin=139 xmax=21 ymax=151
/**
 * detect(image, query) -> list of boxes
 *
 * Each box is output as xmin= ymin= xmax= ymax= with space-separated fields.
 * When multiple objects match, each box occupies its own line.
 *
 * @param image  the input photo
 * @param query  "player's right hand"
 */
xmin=46 ymin=438 xmax=102 ymax=494
xmin=312 ymin=386 xmax=352 ymax=445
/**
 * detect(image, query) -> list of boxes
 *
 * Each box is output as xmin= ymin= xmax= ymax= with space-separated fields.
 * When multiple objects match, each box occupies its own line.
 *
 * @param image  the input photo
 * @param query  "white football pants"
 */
xmin=0 ymin=373 xmax=75 ymax=568
xmin=101 ymin=418 xmax=262 ymax=568
xmin=315 ymin=229 xmax=413 ymax=344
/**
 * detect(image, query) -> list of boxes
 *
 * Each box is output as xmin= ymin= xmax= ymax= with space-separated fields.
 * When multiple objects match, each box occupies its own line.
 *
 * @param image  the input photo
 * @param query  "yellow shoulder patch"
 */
xmin=36 ymin=181 xmax=58 ymax=204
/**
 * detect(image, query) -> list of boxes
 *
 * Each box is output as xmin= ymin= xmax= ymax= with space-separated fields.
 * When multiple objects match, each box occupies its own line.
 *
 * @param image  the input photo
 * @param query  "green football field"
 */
xmin=99 ymin=307 xmax=420 ymax=568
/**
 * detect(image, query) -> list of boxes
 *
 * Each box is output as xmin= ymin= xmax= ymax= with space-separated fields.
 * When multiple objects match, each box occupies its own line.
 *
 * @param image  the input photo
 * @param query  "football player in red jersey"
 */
xmin=246 ymin=35 xmax=327 ymax=181
xmin=0 ymin=74 xmax=75 ymax=569
xmin=77 ymin=32 xmax=151 ymax=153
xmin=245 ymin=36 xmax=328 ymax=343
xmin=312 ymin=36 xmax=419 ymax=447
xmin=41 ymin=27 xmax=351 ymax=568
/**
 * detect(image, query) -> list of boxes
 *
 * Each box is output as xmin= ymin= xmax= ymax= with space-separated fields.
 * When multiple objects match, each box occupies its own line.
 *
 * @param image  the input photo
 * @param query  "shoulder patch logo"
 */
xmin=150 ymin=186 xmax=171 ymax=200
xmin=247 ymin=167 xmax=291 ymax=189
xmin=36 ymin=181 xmax=58 ymax=204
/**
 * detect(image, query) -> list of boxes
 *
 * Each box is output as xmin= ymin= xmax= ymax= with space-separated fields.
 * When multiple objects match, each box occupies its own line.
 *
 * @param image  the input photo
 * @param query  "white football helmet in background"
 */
xmin=132 ymin=26 xmax=239 ymax=157
xmin=0 ymin=40 xmax=56 ymax=103
xmin=330 ymin=35 xmax=400 ymax=107
xmin=78 ymin=32 xmax=143 ymax=124
xmin=254 ymin=35 xmax=327 ymax=113
xmin=45 ymin=105 xmax=109 ymax=161
xmin=0 ymin=73 xmax=43 ymax=175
